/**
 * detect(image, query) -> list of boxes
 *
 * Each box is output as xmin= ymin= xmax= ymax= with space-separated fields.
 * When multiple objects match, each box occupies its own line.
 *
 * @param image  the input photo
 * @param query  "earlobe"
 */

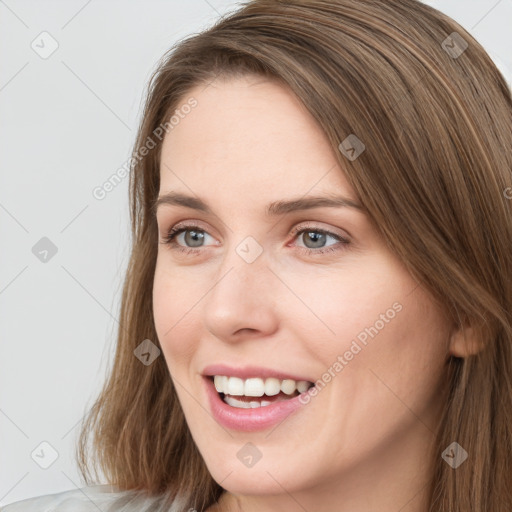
xmin=449 ymin=324 xmax=486 ymax=358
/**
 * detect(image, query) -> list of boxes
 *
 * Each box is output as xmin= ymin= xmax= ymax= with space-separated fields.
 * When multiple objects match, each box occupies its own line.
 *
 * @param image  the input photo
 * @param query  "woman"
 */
xmin=3 ymin=0 xmax=511 ymax=510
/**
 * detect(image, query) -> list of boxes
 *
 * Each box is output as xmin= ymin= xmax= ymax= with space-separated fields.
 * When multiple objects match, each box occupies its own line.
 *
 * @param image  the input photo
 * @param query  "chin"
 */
xmin=200 ymin=446 xmax=311 ymax=495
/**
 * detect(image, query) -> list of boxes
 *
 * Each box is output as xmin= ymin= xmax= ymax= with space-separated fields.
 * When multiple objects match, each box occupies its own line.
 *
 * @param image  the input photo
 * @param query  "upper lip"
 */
xmin=202 ymin=364 xmax=315 ymax=383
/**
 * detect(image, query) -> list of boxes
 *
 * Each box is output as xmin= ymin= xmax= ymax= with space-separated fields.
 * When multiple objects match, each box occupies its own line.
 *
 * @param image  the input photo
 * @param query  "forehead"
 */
xmin=159 ymin=76 xmax=356 ymax=206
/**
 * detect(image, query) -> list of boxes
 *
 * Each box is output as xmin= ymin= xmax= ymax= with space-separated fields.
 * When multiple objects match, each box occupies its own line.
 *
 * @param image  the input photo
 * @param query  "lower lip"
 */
xmin=203 ymin=376 xmax=311 ymax=432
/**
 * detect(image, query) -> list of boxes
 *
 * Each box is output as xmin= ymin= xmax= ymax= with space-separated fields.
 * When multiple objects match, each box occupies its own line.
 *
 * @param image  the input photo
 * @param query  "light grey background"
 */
xmin=1 ymin=0 xmax=510 ymax=506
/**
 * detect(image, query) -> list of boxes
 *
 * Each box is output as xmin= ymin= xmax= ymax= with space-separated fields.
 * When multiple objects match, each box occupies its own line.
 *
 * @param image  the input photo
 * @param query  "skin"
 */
xmin=152 ymin=75 xmax=474 ymax=512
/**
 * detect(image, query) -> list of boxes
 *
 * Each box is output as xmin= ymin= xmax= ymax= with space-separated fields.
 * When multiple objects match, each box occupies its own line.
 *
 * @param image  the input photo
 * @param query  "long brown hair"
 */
xmin=77 ymin=1 xmax=512 ymax=510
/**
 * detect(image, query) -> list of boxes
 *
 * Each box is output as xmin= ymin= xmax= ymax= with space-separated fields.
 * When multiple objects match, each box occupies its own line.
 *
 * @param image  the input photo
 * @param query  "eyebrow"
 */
xmin=152 ymin=191 xmax=365 ymax=217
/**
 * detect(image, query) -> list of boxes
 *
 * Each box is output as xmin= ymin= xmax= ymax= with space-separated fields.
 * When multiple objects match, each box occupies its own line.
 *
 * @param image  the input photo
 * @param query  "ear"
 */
xmin=449 ymin=323 xmax=486 ymax=358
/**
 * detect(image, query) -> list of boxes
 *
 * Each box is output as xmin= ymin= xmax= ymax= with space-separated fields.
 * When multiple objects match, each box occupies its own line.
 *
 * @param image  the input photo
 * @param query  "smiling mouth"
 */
xmin=210 ymin=375 xmax=315 ymax=409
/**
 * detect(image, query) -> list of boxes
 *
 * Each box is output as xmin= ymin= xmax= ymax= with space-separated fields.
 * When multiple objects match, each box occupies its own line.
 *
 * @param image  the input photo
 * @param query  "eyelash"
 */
xmin=160 ymin=223 xmax=350 ymax=256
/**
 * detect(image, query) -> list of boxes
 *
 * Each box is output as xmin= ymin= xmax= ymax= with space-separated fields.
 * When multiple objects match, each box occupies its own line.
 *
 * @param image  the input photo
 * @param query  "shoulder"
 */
xmin=1 ymin=484 xmax=188 ymax=512
xmin=0 ymin=484 xmax=129 ymax=512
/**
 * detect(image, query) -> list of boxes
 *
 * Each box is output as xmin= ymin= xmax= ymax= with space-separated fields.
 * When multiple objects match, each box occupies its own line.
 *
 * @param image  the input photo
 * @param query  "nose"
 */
xmin=202 ymin=244 xmax=279 ymax=343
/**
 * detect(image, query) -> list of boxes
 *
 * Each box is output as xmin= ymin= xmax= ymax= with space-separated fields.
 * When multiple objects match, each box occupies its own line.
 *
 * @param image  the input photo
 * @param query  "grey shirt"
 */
xmin=0 ymin=484 xmax=190 ymax=512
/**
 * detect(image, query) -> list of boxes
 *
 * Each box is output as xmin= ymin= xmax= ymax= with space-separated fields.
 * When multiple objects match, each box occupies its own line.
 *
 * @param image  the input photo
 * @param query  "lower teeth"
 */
xmin=223 ymin=395 xmax=273 ymax=409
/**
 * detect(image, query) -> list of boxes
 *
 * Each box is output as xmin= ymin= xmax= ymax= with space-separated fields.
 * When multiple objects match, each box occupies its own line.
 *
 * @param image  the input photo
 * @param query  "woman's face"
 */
xmin=153 ymin=76 xmax=455 ymax=509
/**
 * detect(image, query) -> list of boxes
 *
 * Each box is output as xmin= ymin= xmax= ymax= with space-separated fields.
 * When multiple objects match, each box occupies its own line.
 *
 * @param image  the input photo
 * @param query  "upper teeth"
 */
xmin=213 ymin=375 xmax=312 ymax=396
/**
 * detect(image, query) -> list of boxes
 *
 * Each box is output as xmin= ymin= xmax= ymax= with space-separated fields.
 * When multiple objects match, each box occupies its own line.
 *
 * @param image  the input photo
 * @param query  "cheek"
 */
xmin=299 ymin=255 xmax=450 ymax=399
xmin=362 ymin=282 xmax=450 ymax=370
xmin=289 ymin=258 xmax=411 ymax=370
xmin=309 ymin=274 xmax=450 ymax=447
xmin=347 ymin=282 xmax=452 ymax=426
xmin=152 ymin=264 xmax=200 ymax=372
